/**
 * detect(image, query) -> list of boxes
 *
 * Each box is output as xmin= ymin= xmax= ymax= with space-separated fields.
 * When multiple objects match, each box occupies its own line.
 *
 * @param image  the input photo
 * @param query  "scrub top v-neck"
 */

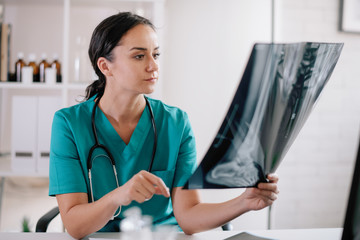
xmin=49 ymin=95 xmax=197 ymax=231
xmin=94 ymin=97 xmax=152 ymax=166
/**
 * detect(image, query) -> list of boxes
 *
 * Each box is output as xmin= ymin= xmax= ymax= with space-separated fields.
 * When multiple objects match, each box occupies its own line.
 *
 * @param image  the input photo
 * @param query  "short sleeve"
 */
xmin=49 ymin=111 xmax=88 ymax=196
xmin=172 ymin=112 xmax=197 ymax=188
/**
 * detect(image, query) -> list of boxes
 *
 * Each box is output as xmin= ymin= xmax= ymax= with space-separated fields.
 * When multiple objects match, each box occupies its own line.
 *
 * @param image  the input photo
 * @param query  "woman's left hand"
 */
xmin=242 ymin=174 xmax=279 ymax=211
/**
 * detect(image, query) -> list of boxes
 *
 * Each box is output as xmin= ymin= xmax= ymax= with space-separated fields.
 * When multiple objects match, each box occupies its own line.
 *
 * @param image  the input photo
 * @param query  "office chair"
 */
xmin=35 ymin=206 xmax=60 ymax=232
xmin=35 ymin=206 xmax=233 ymax=232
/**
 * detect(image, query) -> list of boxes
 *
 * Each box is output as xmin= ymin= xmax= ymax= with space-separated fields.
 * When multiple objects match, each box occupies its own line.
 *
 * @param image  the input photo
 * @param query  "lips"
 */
xmin=145 ymin=74 xmax=158 ymax=82
xmin=145 ymin=77 xmax=157 ymax=82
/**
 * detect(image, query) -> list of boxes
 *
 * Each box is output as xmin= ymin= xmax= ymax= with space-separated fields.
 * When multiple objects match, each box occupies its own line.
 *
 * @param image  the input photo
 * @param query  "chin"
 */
xmin=143 ymin=87 xmax=156 ymax=95
xmin=139 ymin=80 xmax=157 ymax=95
xmin=144 ymin=84 xmax=157 ymax=94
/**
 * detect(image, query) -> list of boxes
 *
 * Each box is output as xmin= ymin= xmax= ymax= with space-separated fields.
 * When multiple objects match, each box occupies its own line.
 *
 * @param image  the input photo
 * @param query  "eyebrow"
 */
xmin=129 ymin=46 xmax=160 ymax=51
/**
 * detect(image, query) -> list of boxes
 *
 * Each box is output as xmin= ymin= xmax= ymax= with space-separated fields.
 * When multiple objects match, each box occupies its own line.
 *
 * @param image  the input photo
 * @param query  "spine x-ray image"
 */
xmin=184 ymin=42 xmax=344 ymax=189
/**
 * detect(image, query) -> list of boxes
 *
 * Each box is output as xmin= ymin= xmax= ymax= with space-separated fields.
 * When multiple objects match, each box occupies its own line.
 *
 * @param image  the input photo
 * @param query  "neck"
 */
xmin=98 ymin=92 xmax=146 ymax=124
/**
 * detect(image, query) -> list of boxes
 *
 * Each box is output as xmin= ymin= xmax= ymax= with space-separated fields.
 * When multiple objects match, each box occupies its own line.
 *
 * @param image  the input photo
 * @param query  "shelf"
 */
xmin=0 ymin=0 xmax=165 ymax=177
xmin=2 ymin=0 xmax=62 ymax=6
xmin=71 ymin=0 xmax=164 ymax=6
xmin=0 ymin=82 xmax=90 ymax=90
xmin=66 ymin=82 xmax=90 ymax=90
xmin=0 ymin=155 xmax=48 ymax=177
xmin=0 ymin=82 xmax=63 ymax=90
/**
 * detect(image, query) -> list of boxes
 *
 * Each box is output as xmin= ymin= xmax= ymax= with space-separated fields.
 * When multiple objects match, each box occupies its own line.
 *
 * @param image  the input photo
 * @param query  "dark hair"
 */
xmin=85 ymin=12 xmax=155 ymax=100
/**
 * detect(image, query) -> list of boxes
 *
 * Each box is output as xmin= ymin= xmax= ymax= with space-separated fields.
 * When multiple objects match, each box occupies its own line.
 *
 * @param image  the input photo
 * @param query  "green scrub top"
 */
xmin=49 ymin=95 xmax=197 ymax=232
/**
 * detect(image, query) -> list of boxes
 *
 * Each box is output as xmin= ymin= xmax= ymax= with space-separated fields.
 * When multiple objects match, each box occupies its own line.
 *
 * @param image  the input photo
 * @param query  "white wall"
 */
xmin=162 ymin=0 xmax=273 ymax=230
xmin=162 ymin=0 xmax=360 ymax=230
xmin=272 ymin=0 xmax=360 ymax=229
xmin=162 ymin=0 xmax=272 ymax=159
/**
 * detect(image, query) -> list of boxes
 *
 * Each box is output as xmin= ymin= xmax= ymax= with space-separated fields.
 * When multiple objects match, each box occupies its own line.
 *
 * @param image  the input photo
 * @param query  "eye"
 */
xmin=153 ymin=53 xmax=161 ymax=60
xmin=134 ymin=54 xmax=145 ymax=60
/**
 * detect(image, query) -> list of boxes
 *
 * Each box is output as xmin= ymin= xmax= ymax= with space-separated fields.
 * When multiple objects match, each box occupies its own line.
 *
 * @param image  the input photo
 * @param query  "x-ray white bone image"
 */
xmin=184 ymin=42 xmax=344 ymax=189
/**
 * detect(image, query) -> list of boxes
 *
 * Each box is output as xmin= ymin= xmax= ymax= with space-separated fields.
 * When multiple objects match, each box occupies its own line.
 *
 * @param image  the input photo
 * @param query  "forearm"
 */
xmin=175 ymin=195 xmax=249 ymax=235
xmin=57 ymin=191 xmax=119 ymax=239
xmin=58 ymin=170 xmax=171 ymax=239
xmin=173 ymin=176 xmax=279 ymax=235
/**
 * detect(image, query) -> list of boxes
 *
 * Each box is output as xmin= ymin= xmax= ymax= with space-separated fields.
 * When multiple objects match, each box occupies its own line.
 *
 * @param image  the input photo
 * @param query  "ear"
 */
xmin=97 ymin=57 xmax=112 ymax=77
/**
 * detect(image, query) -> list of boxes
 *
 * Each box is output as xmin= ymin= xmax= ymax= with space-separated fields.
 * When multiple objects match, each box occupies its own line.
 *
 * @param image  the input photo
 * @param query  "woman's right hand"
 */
xmin=116 ymin=170 xmax=170 ymax=206
xmin=56 ymin=170 xmax=169 ymax=239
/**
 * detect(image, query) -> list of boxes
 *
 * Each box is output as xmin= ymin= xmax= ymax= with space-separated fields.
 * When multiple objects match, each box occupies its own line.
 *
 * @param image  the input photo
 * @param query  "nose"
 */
xmin=146 ymin=56 xmax=159 ymax=72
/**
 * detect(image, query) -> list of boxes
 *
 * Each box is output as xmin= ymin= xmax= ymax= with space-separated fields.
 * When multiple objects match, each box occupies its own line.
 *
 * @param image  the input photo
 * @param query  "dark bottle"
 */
xmin=28 ymin=54 xmax=39 ymax=82
xmin=51 ymin=54 xmax=62 ymax=83
xmin=39 ymin=53 xmax=50 ymax=83
xmin=15 ymin=52 xmax=26 ymax=82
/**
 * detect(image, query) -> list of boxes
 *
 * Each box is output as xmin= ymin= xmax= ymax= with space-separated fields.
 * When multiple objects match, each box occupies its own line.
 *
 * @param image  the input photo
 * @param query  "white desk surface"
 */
xmin=0 ymin=228 xmax=343 ymax=240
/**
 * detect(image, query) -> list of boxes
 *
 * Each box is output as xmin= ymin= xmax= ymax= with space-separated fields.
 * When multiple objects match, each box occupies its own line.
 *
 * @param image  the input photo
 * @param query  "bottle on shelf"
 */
xmin=14 ymin=52 xmax=26 ymax=82
xmin=38 ymin=53 xmax=50 ymax=83
xmin=51 ymin=54 xmax=62 ymax=83
xmin=28 ymin=54 xmax=39 ymax=82
xmin=74 ymin=36 xmax=89 ymax=83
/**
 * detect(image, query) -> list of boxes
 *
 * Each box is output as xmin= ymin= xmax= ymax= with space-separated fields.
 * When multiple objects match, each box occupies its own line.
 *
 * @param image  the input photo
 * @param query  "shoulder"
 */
xmin=147 ymin=97 xmax=190 ymax=124
xmin=54 ymin=97 xmax=93 ymax=124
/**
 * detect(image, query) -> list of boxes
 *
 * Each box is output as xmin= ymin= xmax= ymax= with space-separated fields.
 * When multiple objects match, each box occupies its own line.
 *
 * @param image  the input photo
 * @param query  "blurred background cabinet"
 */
xmin=0 ymin=0 xmax=166 ymax=232
xmin=0 ymin=0 xmax=165 ymax=232
xmin=0 ymin=0 xmax=165 ymax=176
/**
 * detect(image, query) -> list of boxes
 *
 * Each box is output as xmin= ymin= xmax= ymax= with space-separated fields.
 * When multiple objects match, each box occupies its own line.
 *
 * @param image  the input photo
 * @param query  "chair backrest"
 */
xmin=35 ymin=206 xmax=60 ymax=232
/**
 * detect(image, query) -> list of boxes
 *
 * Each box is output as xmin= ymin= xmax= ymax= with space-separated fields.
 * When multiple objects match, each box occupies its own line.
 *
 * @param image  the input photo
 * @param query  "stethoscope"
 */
xmin=87 ymin=95 xmax=157 ymax=219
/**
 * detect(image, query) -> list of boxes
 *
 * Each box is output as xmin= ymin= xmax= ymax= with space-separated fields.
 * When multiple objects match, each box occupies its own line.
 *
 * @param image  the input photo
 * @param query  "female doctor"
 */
xmin=49 ymin=12 xmax=279 ymax=239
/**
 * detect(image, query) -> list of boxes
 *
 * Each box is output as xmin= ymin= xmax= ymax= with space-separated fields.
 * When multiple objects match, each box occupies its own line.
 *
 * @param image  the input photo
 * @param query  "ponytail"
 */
xmin=84 ymin=79 xmax=105 ymax=100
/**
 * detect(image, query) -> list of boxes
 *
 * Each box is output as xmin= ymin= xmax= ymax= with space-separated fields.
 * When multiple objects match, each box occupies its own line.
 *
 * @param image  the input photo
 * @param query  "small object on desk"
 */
xmin=120 ymin=207 xmax=152 ymax=232
xmin=224 ymin=231 xmax=277 ymax=240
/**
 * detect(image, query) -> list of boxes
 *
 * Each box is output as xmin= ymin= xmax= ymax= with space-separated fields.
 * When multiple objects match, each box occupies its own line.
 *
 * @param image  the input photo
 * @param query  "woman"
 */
xmin=49 ymin=12 xmax=279 ymax=239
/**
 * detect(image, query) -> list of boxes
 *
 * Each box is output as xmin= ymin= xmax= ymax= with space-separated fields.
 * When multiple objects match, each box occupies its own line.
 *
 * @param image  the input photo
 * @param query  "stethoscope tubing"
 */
xmin=87 ymin=95 xmax=157 ymax=211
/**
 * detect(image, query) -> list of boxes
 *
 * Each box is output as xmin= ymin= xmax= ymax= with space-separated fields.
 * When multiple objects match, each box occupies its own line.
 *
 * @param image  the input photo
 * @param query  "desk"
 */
xmin=0 ymin=228 xmax=343 ymax=240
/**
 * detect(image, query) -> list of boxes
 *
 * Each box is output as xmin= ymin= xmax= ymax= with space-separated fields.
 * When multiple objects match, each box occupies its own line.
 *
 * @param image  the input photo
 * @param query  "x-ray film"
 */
xmin=184 ymin=42 xmax=344 ymax=189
